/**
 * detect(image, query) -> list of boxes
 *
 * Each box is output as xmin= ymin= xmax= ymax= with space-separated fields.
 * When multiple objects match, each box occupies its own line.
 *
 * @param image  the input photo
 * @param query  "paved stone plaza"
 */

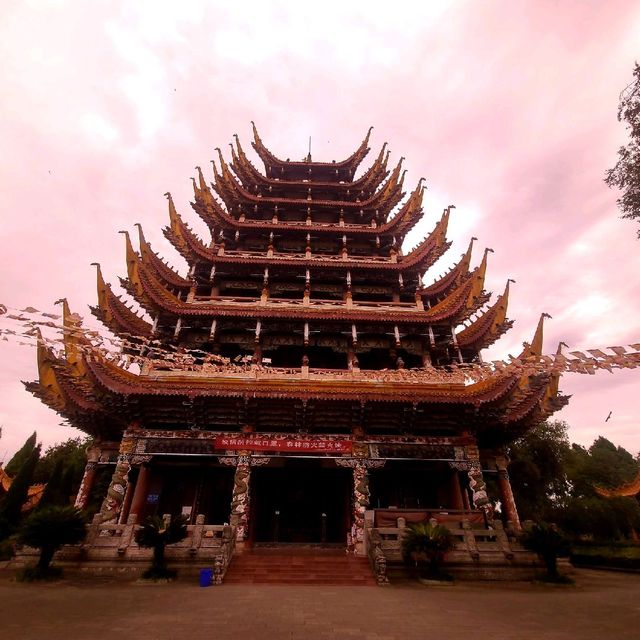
xmin=0 ymin=569 xmax=638 ymax=639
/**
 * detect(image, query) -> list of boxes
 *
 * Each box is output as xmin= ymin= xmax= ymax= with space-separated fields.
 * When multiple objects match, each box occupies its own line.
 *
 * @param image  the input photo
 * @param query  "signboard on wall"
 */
xmin=214 ymin=436 xmax=353 ymax=454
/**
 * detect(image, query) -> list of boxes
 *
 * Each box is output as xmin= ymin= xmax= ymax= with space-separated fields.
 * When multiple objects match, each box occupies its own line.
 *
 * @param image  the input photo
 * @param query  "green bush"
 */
xmin=520 ymin=522 xmax=571 ymax=580
xmin=18 ymin=506 xmax=86 ymax=573
xmin=0 ymin=538 xmax=15 ymax=560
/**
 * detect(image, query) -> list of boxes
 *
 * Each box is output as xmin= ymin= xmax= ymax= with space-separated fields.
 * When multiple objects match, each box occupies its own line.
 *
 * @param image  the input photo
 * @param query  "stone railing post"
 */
xmin=461 ymin=518 xmax=479 ymax=560
xmin=118 ymin=522 xmax=136 ymax=555
xmin=191 ymin=514 xmax=205 ymax=554
xmin=492 ymin=519 xmax=514 ymax=559
xmin=367 ymin=529 xmax=389 ymax=585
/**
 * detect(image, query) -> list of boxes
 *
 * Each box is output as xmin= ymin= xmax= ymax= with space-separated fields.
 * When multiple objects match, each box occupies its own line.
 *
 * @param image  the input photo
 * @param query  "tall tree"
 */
xmin=556 ymin=438 xmax=640 ymax=539
xmin=0 ymin=444 xmax=41 ymax=538
xmin=507 ymin=420 xmax=571 ymax=520
xmin=33 ymin=437 xmax=89 ymax=487
xmin=36 ymin=458 xmax=66 ymax=510
xmin=3 ymin=432 xmax=37 ymax=477
xmin=606 ymin=63 xmax=640 ymax=237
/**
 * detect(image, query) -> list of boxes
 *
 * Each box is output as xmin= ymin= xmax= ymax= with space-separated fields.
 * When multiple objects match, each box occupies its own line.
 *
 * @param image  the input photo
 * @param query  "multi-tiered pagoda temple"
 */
xmin=27 ymin=125 xmax=567 ymax=567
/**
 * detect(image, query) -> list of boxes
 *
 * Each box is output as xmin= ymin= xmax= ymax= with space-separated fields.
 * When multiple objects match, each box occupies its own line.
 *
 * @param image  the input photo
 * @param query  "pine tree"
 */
xmin=19 ymin=506 xmax=86 ymax=573
xmin=4 ymin=432 xmax=37 ymax=477
xmin=36 ymin=458 xmax=65 ymax=510
xmin=0 ymin=445 xmax=41 ymax=537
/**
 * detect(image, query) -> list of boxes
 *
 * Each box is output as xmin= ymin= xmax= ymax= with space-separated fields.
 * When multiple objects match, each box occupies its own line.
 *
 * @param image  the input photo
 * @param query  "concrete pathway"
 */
xmin=0 ymin=569 xmax=639 ymax=639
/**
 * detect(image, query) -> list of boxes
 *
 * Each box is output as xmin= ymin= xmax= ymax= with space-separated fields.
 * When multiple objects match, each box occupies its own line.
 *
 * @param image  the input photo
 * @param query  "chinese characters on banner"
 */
xmin=214 ymin=436 xmax=353 ymax=454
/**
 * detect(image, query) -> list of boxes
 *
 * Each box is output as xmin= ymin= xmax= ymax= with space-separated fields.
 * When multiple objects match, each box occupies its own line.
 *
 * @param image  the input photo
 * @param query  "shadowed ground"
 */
xmin=0 ymin=569 xmax=638 ymax=639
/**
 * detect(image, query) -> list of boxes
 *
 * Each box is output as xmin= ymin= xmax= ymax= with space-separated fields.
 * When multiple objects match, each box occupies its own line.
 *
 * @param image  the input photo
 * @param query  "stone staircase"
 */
xmin=224 ymin=547 xmax=377 ymax=585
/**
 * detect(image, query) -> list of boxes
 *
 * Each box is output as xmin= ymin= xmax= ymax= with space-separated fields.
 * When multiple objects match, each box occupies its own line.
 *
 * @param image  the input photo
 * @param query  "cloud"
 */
xmin=1 ymin=0 xmax=639 ymax=457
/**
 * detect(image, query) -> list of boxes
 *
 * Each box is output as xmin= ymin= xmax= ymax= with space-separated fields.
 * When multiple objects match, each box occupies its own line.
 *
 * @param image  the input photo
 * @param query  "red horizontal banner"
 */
xmin=214 ymin=436 xmax=353 ymax=454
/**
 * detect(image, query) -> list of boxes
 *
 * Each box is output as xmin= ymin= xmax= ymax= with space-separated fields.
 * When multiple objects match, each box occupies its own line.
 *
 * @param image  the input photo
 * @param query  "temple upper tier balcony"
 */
xmin=190 ymin=294 xmax=421 ymax=313
xmin=142 ymin=361 xmax=469 ymax=387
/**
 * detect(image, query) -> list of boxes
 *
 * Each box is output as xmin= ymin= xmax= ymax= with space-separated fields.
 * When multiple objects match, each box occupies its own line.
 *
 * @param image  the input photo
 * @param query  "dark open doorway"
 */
xmin=251 ymin=459 xmax=351 ymax=544
xmin=369 ymin=460 xmax=453 ymax=509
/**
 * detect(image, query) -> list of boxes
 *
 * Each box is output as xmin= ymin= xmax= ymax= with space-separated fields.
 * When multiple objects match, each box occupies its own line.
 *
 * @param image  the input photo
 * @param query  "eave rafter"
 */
xmin=135 ymin=223 xmax=191 ymax=290
xmin=90 ymin=263 xmax=153 ymax=338
xmin=420 ymin=233 xmax=474 ymax=300
xmin=457 ymin=279 xmax=514 ymax=351
xmin=23 ymin=320 xmax=123 ymax=436
xmin=493 ymin=314 xmax=568 ymax=429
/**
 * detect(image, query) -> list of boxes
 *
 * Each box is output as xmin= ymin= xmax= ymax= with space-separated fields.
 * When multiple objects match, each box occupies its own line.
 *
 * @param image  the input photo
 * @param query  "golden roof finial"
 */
xmin=502 ymin=278 xmax=514 ymax=303
xmin=53 ymin=297 xmax=70 ymax=319
xmin=459 ymin=237 xmax=476 ymax=273
xmin=119 ymin=230 xmax=143 ymax=297
xmin=134 ymin=222 xmax=148 ymax=254
xmin=165 ymin=192 xmax=178 ymax=224
xmin=529 ymin=312 xmax=552 ymax=357
xmin=251 ymin=120 xmax=260 ymax=142
xmin=54 ymin=298 xmax=85 ymax=367
xmin=364 ymin=126 xmax=373 ymax=145
xmin=91 ymin=262 xmax=108 ymax=312
xmin=196 ymin=165 xmax=208 ymax=191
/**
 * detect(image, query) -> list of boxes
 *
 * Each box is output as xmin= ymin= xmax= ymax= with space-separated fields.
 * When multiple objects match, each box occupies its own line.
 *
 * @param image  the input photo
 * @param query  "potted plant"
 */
xmin=135 ymin=514 xmax=189 ymax=580
xmin=401 ymin=521 xmax=456 ymax=582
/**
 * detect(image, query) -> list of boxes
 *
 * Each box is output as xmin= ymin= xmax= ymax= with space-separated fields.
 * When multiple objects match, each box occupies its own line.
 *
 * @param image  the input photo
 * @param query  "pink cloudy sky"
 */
xmin=1 ymin=1 xmax=639 ymax=459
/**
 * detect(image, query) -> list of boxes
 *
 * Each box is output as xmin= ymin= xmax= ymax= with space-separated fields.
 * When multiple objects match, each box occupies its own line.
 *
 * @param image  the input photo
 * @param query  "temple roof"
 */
xmin=232 ymin=133 xmax=390 ymax=197
xmin=23 ymin=125 xmax=573 ymax=446
xmin=25 ymin=305 xmax=567 ymax=443
xmin=110 ymin=243 xmax=488 ymax=326
xmin=164 ymin=194 xmax=451 ymax=276
xmin=213 ymin=147 xmax=405 ymax=218
xmin=191 ymin=175 xmax=425 ymax=242
xmin=251 ymin=122 xmax=372 ymax=180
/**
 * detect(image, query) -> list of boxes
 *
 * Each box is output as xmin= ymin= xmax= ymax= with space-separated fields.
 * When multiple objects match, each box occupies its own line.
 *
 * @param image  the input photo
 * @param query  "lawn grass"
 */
xmin=571 ymin=543 xmax=640 ymax=571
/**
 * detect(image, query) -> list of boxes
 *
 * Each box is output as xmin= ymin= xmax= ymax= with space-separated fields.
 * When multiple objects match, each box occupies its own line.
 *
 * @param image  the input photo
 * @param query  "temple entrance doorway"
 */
xmin=369 ymin=460 xmax=456 ymax=510
xmin=251 ymin=459 xmax=351 ymax=544
xmin=150 ymin=463 xmax=234 ymax=524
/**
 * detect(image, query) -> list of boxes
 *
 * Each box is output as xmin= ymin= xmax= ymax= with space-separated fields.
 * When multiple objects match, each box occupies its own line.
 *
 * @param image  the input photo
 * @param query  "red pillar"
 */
xmin=74 ymin=446 xmax=101 ymax=510
xmin=128 ymin=465 xmax=151 ymax=524
xmin=497 ymin=468 xmax=521 ymax=530
xmin=118 ymin=479 xmax=135 ymax=524
xmin=450 ymin=470 xmax=464 ymax=511
xmin=74 ymin=462 xmax=97 ymax=510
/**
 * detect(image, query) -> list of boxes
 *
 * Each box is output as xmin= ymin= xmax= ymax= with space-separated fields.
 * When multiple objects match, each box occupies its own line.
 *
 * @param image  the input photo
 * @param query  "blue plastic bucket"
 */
xmin=199 ymin=567 xmax=213 ymax=587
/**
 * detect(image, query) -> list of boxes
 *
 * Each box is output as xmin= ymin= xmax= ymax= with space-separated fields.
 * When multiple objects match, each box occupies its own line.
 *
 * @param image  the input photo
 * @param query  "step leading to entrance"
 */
xmin=224 ymin=548 xmax=377 ymax=585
